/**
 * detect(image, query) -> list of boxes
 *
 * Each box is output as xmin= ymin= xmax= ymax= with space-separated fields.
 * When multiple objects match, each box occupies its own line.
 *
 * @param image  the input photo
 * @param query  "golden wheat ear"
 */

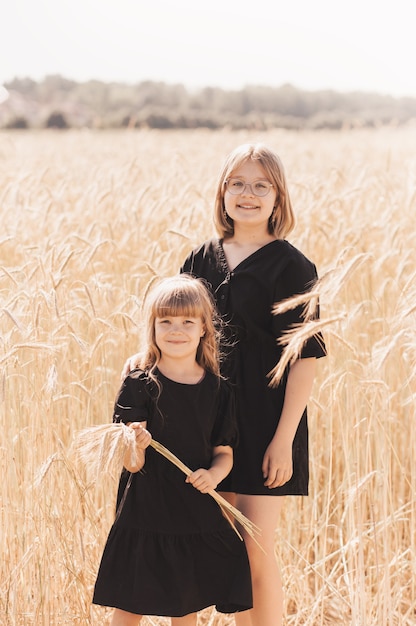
xmin=73 ymin=423 xmax=263 ymax=550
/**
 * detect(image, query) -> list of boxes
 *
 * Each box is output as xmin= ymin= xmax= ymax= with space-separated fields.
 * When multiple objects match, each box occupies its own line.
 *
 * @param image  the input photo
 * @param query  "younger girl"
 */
xmin=93 ymin=275 xmax=253 ymax=626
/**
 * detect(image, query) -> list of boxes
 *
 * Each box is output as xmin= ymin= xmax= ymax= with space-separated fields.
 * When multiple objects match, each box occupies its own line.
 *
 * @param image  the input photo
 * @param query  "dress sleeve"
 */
xmin=180 ymin=250 xmax=194 ymax=275
xmin=273 ymin=255 xmax=326 ymax=359
xmin=179 ymin=241 xmax=219 ymax=290
xmin=112 ymin=370 xmax=151 ymax=423
xmin=211 ymin=379 xmax=238 ymax=448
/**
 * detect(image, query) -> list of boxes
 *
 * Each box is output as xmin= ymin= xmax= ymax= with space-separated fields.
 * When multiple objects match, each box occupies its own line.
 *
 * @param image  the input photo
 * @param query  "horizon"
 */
xmin=3 ymin=74 xmax=414 ymax=101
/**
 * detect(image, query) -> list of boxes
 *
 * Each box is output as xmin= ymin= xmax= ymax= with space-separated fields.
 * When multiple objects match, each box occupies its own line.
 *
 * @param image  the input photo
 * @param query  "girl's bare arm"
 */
xmin=263 ymin=357 xmax=317 ymax=488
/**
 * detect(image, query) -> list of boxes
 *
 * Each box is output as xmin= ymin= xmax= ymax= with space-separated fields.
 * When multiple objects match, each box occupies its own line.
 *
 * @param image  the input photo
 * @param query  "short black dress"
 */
xmin=181 ymin=238 xmax=327 ymax=496
xmin=93 ymin=368 xmax=252 ymax=617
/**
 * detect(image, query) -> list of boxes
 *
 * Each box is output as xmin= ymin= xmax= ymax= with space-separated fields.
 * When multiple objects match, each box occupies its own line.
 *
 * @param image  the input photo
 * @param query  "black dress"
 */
xmin=181 ymin=238 xmax=327 ymax=496
xmin=93 ymin=369 xmax=253 ymax=617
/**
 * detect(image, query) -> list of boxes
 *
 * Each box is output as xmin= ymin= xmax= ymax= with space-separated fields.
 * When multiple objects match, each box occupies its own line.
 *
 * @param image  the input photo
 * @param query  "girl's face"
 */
xmin=224 ymin=160 xmax=277 ymax=233
xmin=154 ymin=315 xmax=205 ymax=361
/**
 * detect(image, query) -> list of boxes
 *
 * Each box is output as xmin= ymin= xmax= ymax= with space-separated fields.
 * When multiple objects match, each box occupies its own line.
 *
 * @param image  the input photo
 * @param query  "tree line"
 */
xmin=2 ymin=74 xmax=416 ymax=130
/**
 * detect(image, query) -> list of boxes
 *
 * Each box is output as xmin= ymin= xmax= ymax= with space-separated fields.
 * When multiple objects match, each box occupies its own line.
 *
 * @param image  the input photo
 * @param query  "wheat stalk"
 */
xmin=73 ymin=423 xmax=262 ymax=548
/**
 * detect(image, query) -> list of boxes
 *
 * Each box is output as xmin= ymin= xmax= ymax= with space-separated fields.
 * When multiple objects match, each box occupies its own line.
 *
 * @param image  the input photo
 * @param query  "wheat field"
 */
xmin=0 ymin=127 xmax=415 ymax=625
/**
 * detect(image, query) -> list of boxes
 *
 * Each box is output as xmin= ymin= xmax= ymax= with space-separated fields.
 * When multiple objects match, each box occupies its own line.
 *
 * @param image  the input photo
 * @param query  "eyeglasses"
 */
xmin=225 ymin=178 xmax=274 ymax=197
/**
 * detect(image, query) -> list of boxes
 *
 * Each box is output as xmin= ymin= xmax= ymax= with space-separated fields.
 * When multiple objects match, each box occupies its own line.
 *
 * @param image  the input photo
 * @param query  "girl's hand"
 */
xmin=123 ymin=422 xmax=150 ymax=472
xmin=186 ymin=468 xmax=217 ymax=494
xmin=121 ymin=353 xmax=142 ymax=379
xmin=129 ymin=422 xmax=152 ymax=449
xmin=262 ymin=438 xmax=293 ymax=488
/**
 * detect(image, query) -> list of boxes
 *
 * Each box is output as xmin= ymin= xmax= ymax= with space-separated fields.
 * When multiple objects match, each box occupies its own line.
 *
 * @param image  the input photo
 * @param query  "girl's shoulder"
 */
xmin=278 ymin=240 xmax=318 ymax=274
xmin=127 ymin=367 xmax=149 ymax=381
xmin=124 ymin=368 xmax=159 ymax=396
xmin=269 ymin=239 xmax=313 ymax=264
xmin=283 ymin=239 xmax=314 ymax=260
xmin=204 ymin=371 xmax=235 ymax=397
xmin=180 ymin=238 xmax=225 ymax=279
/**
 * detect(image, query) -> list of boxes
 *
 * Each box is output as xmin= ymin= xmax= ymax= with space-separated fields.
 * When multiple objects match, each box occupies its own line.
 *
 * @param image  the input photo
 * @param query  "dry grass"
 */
xmin=0 ymin=126 xmax=415 ymax=625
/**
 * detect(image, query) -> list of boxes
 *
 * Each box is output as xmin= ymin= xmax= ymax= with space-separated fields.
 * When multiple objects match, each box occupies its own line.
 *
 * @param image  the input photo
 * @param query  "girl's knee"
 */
xmin=110 ymin=608 xmax=142 ymax=626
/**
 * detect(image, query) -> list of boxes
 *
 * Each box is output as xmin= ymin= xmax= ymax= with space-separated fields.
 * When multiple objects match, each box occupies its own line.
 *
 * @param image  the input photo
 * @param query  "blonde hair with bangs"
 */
xmin=213 ymin=143 xmax=296 ymax=239
xmin=139 ymin=275 xmax=221 ymax=385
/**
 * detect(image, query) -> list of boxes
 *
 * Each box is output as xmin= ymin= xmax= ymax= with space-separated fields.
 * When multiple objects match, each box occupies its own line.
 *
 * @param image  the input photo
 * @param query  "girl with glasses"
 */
xmin=124 ymin=143 xmax=326 ymax=626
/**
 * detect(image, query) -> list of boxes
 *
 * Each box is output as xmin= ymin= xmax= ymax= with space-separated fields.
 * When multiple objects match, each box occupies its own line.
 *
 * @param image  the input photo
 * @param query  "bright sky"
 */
xmin=2 ymin=0 xmax=415 ymax=97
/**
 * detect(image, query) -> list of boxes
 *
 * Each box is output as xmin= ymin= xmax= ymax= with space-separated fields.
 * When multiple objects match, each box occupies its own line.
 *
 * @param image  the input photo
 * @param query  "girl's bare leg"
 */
xmin=171 ymin=613 xmax=197 ymax=626
xmin=110 ymin=608 xmax=142 ymax=626
xmin=110 ymin=609 xmax=197 ymax=626
xmin=220 ymin=492 xmax=285 ymax=626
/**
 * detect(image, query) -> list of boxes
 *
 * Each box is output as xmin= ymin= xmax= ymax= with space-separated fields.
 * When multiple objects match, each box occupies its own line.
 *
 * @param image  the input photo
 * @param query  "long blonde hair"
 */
xmin=139 ymin=275 xmax=221 ymax=387
xmin=213 ymin=143 xmax=296 ymax=239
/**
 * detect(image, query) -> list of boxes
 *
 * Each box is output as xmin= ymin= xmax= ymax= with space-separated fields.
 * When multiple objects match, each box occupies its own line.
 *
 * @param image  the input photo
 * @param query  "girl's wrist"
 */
xmin=207 ymin=467 xmax=225 ymax=486
xmin=271 ymin=430 xmax=295 ymax=449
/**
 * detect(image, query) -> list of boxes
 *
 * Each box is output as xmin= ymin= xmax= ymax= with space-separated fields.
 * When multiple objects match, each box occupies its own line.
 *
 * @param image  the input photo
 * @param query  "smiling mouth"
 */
xmin=238 ymin=204 xmax=259 ymax=209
